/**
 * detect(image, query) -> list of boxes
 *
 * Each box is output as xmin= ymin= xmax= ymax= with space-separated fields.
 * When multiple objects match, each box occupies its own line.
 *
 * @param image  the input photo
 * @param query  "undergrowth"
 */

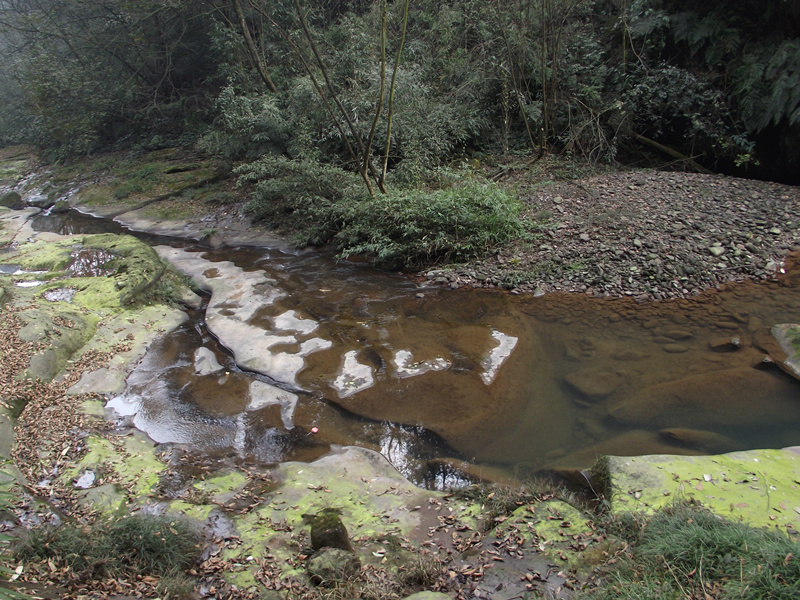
xmin=14 ymin=513 xmax=200 ymax=580
xmin=0 ymin=464 xmax=28 ymax=600
xmin=582 ymin=502 xmax=800 ymax=600
xmin=240 ymin=154 xmax=526 ymax=269
xmin=329 ymin=184 xmax=526 ymax=269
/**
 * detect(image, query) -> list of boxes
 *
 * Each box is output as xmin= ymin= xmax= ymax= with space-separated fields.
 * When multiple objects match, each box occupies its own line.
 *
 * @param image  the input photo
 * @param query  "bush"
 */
xmin=239 ymin=154 xmax=365 ymax=241
xmin=330 ymin=183 xmax=525 ymax=269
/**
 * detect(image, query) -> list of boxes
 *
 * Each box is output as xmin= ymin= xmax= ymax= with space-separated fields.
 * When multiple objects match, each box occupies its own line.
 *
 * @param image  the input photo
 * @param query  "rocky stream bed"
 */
xmin=430 ymin=171 xmax=800 ymax=300
xmin=2 ymin=150 xmax=800 ymax=599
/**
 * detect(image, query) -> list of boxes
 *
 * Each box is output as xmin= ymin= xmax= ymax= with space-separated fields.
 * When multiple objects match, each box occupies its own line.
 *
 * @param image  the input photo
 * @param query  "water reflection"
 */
xmin=67 ymin=248 xmax=118 ymax=277
xmin=35 ymin=211 xmax=800 ymax=489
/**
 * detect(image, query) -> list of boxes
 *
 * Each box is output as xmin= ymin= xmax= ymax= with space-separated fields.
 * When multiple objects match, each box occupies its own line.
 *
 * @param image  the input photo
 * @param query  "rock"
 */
xmin=657 ymin=428 xmax=739 ymax=454
xmin=770 ymin=324 xmax=800 ymax=381
xmin=564 ymin=368 xmax=623 ymax=401
xmin=303 ymin=508 xmax=354 ymax=552
xmin=0 ymin=191 xmax=24 ymax=209
xmin=611 ymin=349 xmax=648 ymax=361
xmin=49 ymin=200 xmax=71 ymax=214
xmin=607 ymin=448 xmax=800 ymax=532
xmin=708 ymin=246 xmax=725 ymax=257
xmin=155 ymin=246 xmax=332 ymax=387
xmin=402 ymin=593 xmax=452 ymax=600
xmin=26 ymin=193 xmax=53 ymax=209
xmin=709 ymin=336 xmax=741 ymax=352
xmin=547 ymin=430 xmax=700 ymax=472
xmin=194 ymin=347 xmax=224 ymax=376
xmin=606 ymin=368 xmax=800 ymax=429
xmin=660 ymin=329 xmax=693 ymax=340
xmin=307 ymin=548 xmax=361 ymax=586
xmin=662 ymin=343 xmax=689 ymax=353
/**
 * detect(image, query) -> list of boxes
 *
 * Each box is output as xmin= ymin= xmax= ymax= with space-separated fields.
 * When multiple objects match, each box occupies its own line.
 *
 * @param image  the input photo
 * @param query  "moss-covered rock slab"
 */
xmin=65 ymin=432 xmax=166 ymax=514
xmin=609 ymin=447 xmax=800 ymax=537
xmin=2 ymin=232 xmax=168 ymax=310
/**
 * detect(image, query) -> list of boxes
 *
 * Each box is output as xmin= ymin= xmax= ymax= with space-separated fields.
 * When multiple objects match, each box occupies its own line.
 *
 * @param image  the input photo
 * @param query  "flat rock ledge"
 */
xmin=609 ymin=447 xmax=800 ymax=537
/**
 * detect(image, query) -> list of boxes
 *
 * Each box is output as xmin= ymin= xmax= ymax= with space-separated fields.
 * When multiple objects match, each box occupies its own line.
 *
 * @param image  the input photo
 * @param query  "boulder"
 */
xmin=657 ymin=428 xmax=739 ymax=454
xmin=564 ymin=368 xmax=624 ymax=401
xmin=607 ymin=447 xmax=800 ymax=534
xmin=547 ymin=429 xmax=700 ymax=473
xmin=770 ymin=324 xmax=800 ymax=381
xmin=0 ymin=191 xmax=24 ymax=209
xmin=194 ymin=347 xmax=224 ymax=376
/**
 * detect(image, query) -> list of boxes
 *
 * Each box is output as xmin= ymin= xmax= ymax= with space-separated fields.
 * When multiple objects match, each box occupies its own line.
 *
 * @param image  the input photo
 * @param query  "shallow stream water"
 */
xmin=33 ymin=211 xmax=800 ymax=488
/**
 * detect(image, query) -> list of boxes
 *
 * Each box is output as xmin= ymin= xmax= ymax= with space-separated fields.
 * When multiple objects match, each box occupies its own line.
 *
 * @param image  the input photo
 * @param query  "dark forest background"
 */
xmin=0 ymin=0 xmax=798 ymax=184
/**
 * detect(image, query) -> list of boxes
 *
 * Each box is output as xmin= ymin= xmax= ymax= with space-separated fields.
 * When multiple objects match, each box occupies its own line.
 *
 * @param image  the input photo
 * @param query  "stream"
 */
xmin=32 ymin=211 xmax=800 ymax=489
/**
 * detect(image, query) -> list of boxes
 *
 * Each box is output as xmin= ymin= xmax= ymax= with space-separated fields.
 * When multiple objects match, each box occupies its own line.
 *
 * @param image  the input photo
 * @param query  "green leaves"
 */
xmin=331 ymin=183 xmax=525 ymax=269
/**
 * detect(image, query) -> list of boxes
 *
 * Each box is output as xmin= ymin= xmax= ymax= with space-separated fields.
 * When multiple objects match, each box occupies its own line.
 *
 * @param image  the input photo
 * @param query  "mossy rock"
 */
xmin=608 ymin=448 xmax=800 ymax=537
xmin=303 ymin=508 xmax=354 ymax=552
xmin=6 ymin=233 xmax=170 ymax=309
xmin=17 ymin=307 xmax=98 ymax=382
xmin=0 ymin=191 xmax=24 ymax=209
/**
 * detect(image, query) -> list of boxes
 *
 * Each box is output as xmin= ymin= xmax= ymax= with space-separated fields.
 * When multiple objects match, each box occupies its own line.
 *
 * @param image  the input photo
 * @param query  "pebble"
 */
xmin=420 ymin=171 xmax=799 ymax=300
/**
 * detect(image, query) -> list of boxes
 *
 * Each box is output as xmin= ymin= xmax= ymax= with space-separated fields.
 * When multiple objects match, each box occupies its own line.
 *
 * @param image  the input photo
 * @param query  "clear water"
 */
xmin=34 ymin=211 xmax=800 ymax=488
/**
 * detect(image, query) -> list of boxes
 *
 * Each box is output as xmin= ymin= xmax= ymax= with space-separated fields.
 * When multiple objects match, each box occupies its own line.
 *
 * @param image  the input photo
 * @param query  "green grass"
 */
xmin=581 ymin=503 xmax=800 ymax=600
xmin=15 ymin=513 xmax=200 ymax=579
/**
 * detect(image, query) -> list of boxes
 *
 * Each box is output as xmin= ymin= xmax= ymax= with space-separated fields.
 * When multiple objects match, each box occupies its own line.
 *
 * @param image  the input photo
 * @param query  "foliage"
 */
xmin=15 ymin=513 xmax=200 ymax=579
xmin=199 ymin=85 xmax=291 ymax=160
xmin=581 ymin=503 xmax=800 ymax=600
xmin=238 ymin=154 xmax=365 ymax=239
xmin=1 ymin=0 xmax=799 ymax=178
xmin=329 ymin=183 xmax=526 ymax=269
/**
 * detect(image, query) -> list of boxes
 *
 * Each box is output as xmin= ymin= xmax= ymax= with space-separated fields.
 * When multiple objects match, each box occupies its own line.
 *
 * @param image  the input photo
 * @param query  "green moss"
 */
xmin=609 ymin=448 xmax=800 ymax=536
xmin=168 ymin=500 xmax=215 ymax=522
xmin=66 ymin=433 xmax=166 ymax=507
xmin=193 ymin=470 xmax=248 ymax=502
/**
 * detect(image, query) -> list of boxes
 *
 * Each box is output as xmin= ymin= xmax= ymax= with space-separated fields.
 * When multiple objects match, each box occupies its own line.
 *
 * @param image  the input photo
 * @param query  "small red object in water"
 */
xmin=311 ymin=427 xmax=319 ymax=434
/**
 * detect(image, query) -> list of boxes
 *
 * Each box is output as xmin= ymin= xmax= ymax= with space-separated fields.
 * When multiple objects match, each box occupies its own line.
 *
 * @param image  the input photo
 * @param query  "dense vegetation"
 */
xmin=1 ymin=0 xmax=799 ymax=260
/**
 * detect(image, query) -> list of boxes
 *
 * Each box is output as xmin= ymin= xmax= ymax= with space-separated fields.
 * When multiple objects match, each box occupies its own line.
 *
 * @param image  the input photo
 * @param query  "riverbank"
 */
xmin=425 ymin=168 xmax=800 ymax=301
xmin=3 ymin=147 xmax=798 ymax=302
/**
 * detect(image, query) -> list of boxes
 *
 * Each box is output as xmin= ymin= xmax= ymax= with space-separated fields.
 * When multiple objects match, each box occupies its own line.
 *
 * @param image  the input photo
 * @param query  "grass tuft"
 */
xmin=581 ymin=503 xmax=800 ymax=600
xmin=15 ymin=513 xmax=200 ymax=579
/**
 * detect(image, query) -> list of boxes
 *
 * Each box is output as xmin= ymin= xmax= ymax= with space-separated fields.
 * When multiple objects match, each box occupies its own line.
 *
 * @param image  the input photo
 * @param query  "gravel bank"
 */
xmin=422 ymin=170 xmax=800 ymax=300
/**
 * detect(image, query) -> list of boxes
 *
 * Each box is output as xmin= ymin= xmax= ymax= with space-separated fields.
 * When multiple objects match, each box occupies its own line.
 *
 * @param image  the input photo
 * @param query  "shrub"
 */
xmin=329 ymin=183 xmax=526 ymax=269
xmin=0 ymin=464 xmax=30 ymax=600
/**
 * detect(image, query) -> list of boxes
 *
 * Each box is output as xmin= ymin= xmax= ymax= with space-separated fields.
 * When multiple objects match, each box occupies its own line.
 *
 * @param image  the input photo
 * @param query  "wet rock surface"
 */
xmin=427 ymin=171 xmax=800 ymax=300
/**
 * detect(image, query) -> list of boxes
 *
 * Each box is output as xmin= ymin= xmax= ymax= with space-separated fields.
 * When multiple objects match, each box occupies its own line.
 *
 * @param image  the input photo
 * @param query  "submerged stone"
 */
xmin=606 ymin=368 xmax=800 ymax=429
xmin=657 ymin=427 xmax=739 ymax=454
xmin=564 ymin=368 xmax=623 ymax=401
